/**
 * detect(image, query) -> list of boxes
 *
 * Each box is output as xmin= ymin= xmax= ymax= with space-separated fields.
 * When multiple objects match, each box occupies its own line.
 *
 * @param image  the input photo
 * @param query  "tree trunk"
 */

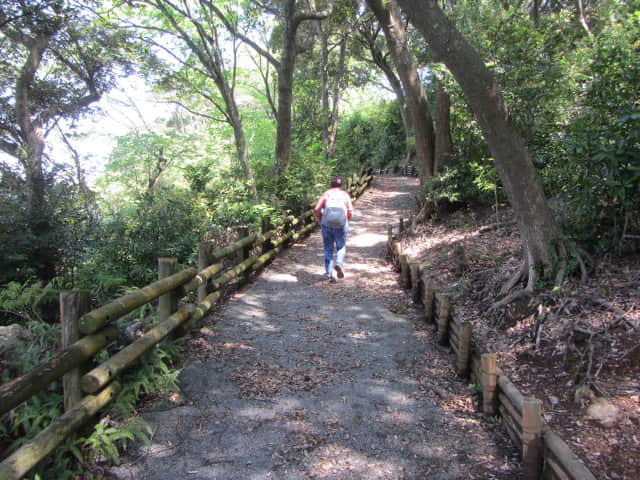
xmin=361 ymin=25 xmax=413 ymax=161
xmin=397 ymin=0 xmax=561 ymax=289
xmin=530 ymin=0 xmax=539 ymax=25
xmin=321 ymin=26 xmax=330 ymax=155
xmin=211 ymin=0 xmax=331 ymax=179
xmin=273 ymin=0 xmax=298 ymax=178
xmin=227 ymin=91 xmax=257 ymax=197
xmin=434 ymin=79 xmax=453 ymax=174
xmin=327 ymin=34 xmax=347 ymax=155
xmin=152 ymin=0 xmax=257 ymax=197
xmin=367 ymin=0 xmax=435 ymax=183
xmin=16 ymin=34 xmax=58 ymax=279
xmin=575 ymin=0 xmax=593 ymax=37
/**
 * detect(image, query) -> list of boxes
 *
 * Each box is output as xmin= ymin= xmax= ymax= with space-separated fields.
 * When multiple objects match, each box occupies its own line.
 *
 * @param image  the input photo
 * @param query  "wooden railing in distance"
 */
xmin=0 ymin=168 xmax=373 ymax=480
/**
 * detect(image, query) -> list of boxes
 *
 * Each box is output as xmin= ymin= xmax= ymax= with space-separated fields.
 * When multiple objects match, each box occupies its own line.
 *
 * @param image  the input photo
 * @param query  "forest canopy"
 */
xmin=0 ymin=0 xmax=637 ymax=305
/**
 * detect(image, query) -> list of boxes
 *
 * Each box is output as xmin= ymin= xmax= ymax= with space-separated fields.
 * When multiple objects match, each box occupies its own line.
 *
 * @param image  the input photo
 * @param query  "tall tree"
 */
xmin=138 ymin=0 xmax=257 ymax=197
xmin=434 ymin=78 xmax=453 ymax=174
xmin=397 ymin=0 xmax=568 ymax=298
xmin=319 ymin=23 xmax=348 ymax=156
xmin=366 ymin=0 xmax=435 ymax=183
xmin=357 ymin=18 xmax=414 ymax=165
xmin=0 ymin=0 xmax=138 ymax=279
xmin=211 ymin=0 xmax=333 ymax=177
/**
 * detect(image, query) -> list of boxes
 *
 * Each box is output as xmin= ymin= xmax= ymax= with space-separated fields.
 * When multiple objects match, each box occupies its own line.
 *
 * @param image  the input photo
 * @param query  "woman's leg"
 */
xmin=321 ymin=224 xmax=336 ymax=277
xmin=334 ymin=223 xmax=348 ymax=268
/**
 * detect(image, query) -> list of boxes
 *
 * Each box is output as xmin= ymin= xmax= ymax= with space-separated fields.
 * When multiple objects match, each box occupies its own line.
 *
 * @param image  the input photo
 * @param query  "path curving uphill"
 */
xmin=110 ymin=176 xmax=519 ymax=480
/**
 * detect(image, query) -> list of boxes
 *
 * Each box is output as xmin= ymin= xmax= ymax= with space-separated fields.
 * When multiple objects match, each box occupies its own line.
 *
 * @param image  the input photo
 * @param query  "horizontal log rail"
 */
xmin=0 ymin=326 xmax=119 ymax=415
xmin=0 ymin=168 xmax=373 ymax=479
xmin=79 ymin=268 xmax=198 ymax=335
xmin=0 ymin=382 xmax=122 ymax=480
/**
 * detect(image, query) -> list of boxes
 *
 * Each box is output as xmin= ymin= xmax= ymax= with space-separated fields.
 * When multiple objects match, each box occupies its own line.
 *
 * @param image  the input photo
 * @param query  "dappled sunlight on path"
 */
xmin=109 ymin=176 xmax=520 ymax=480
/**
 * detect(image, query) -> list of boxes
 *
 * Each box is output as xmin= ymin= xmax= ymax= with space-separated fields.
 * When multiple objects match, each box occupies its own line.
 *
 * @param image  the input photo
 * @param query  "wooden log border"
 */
xmin=387 ymin=221 xmax=597 ymax=480
xmin=0 ymin=168 xmax=374 ymax=479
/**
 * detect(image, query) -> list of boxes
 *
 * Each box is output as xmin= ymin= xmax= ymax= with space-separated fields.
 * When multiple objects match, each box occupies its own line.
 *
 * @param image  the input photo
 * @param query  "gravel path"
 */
xmin=109 ymin=176 xmax=520 ymax=480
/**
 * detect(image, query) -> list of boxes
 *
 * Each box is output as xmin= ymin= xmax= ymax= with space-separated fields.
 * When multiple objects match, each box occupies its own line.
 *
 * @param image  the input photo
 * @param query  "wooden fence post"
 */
xmin=436 ymin=294 xmax=451 ymax=345
xmin=399 ymin=254 xmax=410 ymax=289
xmin=481 ymin=353 xmax=497 ymax=415
xmin=522 ymin=397 xmax=543 ymax=480
xmin=393 ymin=242 xmax=403 ymax=269
xmin=410 ymin=263 xmax=421 ymax=303
xmin=61 ymin=290 xmax=90 ymax=411
xmin=422 ymin=276 xmax=434 ymax=323
xmin=198 ymin=241 xmax=215 ymax=303
xmin=399 ymin=217 xmax=404 ymax=234
xmin=158 ymin=258 xmax=178 ymax=323
xmin=262 ymin=217 xmax=273 ymax=255
xmin=237 ymin=226 xmax=251 ymax=286
xmin=457 ymin=322 xmax=473 ymax=377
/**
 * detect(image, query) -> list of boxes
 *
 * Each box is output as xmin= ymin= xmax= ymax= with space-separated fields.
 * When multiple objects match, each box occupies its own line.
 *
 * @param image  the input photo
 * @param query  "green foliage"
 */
xmin=0 ymin=279 xmax=61 ymax=326
xmin=112 ymin=338 xmax=183 ymax=417
xmin=0 ymin=167 xmax=64 ymax=284
xmin=252 ymin=139 xmax=333 ymax=215
xmin=550 ymin=7 xmax=640 ymax=252
xmin=334 ymin=100 xmax=405 ymax=170
xmin=281 ymin=144 xmax=334 ymax=213
xmin=0 ymin=317 xmax=62 ymax=459
xmin=1 ymin=314 xmax=182 ymax=478
xmin=445 ymin=1 xmax=639 ymax=254
xmin=422 ymin=161 xmax=502 ymax=214
xmin=82 ymin=188 xmax=207 ymax=290
xmin=74 ymin=416 xmax=152 ymax=468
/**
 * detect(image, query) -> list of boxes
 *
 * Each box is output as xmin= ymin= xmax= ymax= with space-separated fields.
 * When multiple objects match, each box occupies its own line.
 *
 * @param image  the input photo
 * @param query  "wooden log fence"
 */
xmin=0 ymin=169 xmax=373 ymax=480
xmin=387 ymin=218 xmax=597 ymax=480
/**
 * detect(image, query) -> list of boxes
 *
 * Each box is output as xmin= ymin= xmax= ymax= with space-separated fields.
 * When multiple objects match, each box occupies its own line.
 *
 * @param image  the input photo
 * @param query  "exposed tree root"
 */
xmin=493 ymin=241 xmax=592 ymax=310
xmin=498 ymin=261 xmax=528 ymax=298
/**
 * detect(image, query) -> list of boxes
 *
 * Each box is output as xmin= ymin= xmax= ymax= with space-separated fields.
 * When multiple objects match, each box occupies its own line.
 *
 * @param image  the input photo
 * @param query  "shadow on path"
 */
xmin=110 ymin=177 xmax=519 ymax=480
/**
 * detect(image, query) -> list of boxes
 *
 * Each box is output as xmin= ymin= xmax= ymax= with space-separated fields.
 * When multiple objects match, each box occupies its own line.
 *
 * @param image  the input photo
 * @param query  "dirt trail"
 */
xmin=110 ymin=176 xmax=519 ymax=480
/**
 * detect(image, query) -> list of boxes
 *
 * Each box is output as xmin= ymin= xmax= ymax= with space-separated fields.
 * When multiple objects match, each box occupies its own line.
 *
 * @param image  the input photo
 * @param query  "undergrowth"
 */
xmin=1 ymin=279 xmax=184 ymax=478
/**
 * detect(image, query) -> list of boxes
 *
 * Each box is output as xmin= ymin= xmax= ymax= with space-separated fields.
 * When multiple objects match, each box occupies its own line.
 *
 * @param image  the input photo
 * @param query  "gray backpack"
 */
xmin=323 ymin=190 xmax=347 ymax=228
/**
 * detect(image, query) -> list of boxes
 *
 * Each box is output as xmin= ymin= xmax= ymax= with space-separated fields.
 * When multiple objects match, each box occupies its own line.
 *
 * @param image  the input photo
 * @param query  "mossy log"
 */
xmin=209 ymin=256 xmax=259 ymax=292
xmin=292 ymin=222 xmax=317 ymax=240
xmin=0 ymin=382 xmax=121 ymax=480
xmin=79 ymin=268 xmax=196 ymax=335
xmin=61 ymin=290 xmax=90 ymax=412
xmin=0 ymin=326 xmax=118 ymax=416
xmin=180 ymin=262 xmax=224 ymax=297
xmin=180 ymin=290 xmax=222 ymax=333
xmin=211 ymin=233 xmax=258 ymax=262
xmin=158 ymin=258 xmax=179 ymax=324
xmin=81 ymin=305 xmax=194 ymax=394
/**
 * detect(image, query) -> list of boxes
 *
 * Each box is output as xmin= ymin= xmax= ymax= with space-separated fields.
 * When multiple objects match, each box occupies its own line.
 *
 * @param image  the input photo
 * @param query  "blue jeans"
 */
xmin=321 ymin=222 xmax=348 ymax=277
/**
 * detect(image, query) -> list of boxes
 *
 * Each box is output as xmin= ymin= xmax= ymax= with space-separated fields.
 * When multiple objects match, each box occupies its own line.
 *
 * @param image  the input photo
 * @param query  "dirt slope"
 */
xmin=109 ymin=176 xmax=519 ymax=480
xmin=401 ymin=200 xmax=640 ymax=480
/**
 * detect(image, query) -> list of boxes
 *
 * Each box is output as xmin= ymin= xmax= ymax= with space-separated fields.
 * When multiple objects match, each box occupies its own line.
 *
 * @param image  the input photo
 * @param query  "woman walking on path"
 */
xmin=314 ymin=176 xmax=354 ymax=282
